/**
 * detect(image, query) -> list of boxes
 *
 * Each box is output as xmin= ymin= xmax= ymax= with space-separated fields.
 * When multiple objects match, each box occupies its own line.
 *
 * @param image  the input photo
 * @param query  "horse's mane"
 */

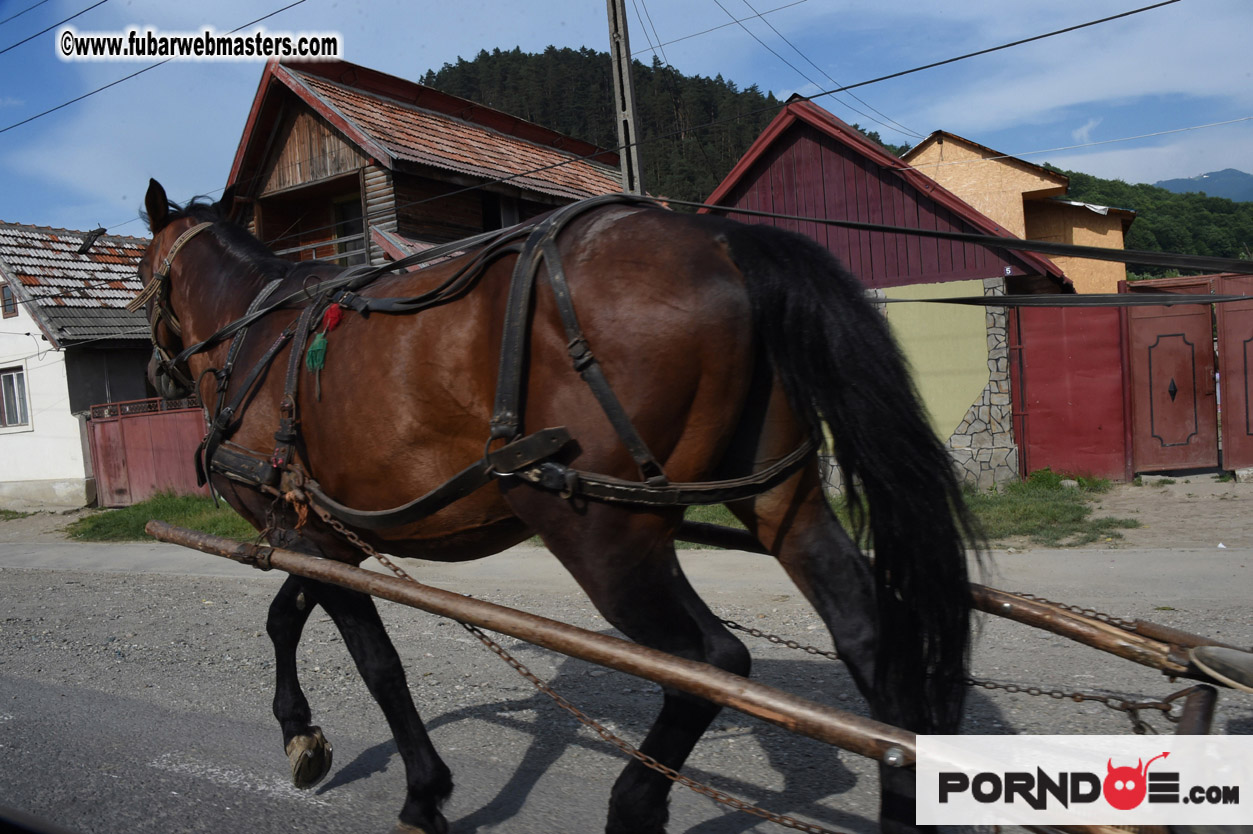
xmin=146 ymin=195 xmax=294 ymax=281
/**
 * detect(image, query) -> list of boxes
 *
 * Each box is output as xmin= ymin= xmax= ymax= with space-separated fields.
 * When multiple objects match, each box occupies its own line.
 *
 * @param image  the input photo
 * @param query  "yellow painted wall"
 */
xmin=883 ymin=279 xmax=989 ymax=438
xmin=1024 ymin=201 xmax=1128 ymax=294
xmin=905 ymin=138 xmax=1066 ymax=237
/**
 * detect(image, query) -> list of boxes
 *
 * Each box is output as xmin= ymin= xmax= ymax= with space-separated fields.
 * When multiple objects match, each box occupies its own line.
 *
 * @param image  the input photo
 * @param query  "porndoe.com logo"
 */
xmin=917 ymin=736 xmax=1251 ymax=826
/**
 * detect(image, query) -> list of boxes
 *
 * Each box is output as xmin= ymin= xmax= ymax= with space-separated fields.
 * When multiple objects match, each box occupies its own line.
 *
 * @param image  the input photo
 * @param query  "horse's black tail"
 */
xmin=726 ymin=221 xmax=980 ymax=733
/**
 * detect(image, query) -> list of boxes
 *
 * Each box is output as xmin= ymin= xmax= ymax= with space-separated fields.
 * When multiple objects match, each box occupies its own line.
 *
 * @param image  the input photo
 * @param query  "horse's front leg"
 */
xmin=267 ymin=574 xmax=335 ymax=788
xmin=304 ymin=578 xmax=453 ymax=834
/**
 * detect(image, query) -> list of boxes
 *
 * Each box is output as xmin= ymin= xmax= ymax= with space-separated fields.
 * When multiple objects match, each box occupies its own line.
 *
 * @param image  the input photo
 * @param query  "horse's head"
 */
xmin=131 ymin=178 xmax=232 ymax=400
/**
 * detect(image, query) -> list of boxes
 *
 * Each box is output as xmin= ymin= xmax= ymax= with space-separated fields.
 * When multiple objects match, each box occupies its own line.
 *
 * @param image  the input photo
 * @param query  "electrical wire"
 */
xmin=629 ymin=0 xmax=808 ymax=57
xmin=0 ymin=0 xmax=52 ymax=28
xmin=0 ymin=0 xmax=109 ymax=57
xmin=799 ymin=0 xmax=1182 ymax=104
xmin=734 ymin=0 xmax=922 ymax=139
xmin=0 ymin=0 xmax=307 ymax=136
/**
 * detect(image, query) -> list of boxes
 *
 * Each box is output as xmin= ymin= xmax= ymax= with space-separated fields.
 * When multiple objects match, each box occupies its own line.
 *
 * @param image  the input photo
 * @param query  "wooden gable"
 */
xmin=707 ymin=101 xmax=1067 ymax=291
xmin=260 ymin=108 xmax=367 ymax=196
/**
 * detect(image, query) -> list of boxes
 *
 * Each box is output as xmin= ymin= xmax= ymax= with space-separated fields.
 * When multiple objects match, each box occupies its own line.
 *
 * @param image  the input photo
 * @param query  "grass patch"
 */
xmin=0 ymin=508 xmax=32 ymax=521
xmin=66 ymin=471 xmax=1138 ymax=551
xmin=963 ymin=469 xmax=1139 ymax=547
xmin=65 ymin=492 xmax=256 ymax=542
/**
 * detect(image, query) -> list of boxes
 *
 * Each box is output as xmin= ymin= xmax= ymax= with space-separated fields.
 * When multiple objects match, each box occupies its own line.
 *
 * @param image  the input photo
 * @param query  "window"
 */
xmin=1 ymin=366 xmax=29 ymax=427
xmin=1 ymin=283 xmax=15 ymax=318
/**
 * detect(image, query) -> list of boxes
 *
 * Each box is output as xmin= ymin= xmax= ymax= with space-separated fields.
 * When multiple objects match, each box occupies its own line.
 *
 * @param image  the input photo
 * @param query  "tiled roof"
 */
xmin=0 ymin=223 xmax=149 ymax=346
xmin=287 ymin=67 xmax=621 ymax=201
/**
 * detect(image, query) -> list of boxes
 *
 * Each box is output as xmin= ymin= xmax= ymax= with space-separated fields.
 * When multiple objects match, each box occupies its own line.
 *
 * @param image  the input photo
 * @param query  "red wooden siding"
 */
xmin=715 ymin=122 xmax=1039 ymax=289
xmin=88 ymin=398 xmax=208 ymax=507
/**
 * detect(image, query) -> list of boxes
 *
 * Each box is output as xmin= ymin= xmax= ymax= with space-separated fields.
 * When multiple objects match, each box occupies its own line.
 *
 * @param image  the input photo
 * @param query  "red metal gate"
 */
xmin=1126 ymin=289 xmax=1219 ymax=473
xmin=1010 ymin=306 xmax=1131 ymax=481
xmin=87 ymin=397 xmax=207 ymax=507
xmin=1215 ymin=274 xmax=1253 ymax=470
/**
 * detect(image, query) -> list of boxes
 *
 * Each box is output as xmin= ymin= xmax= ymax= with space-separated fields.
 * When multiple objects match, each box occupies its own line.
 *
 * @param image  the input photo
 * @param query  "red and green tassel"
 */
xmin=305 ymin=303 xmax=344 ymax=399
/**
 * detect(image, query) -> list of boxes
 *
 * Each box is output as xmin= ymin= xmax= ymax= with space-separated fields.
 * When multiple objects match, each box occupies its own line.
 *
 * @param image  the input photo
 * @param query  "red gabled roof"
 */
xmin=705 ymin=98 xmax=1069 ymax=289
xmin=228 ymin=59 xmax=621 ymax=203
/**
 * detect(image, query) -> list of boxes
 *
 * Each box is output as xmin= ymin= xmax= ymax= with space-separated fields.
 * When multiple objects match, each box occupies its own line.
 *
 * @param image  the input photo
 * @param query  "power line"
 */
xmin=799 ymin=0 xmax=1182 ymax=105
xmin=0 ymin=0 xmax=307 ymax=136
xmin=897 ymin=115 xmax=1253 ymax=173
xmin=0 ymin=0 xmax=52 ymax=28
xmin=0 ymin=0 xmax=109 ymax=57
xmin=734 ymin=0 xmax=922 ymax=139
xmin=711 ymin=0 xmax=920 ymax=141
xmin=631 ymin=0 xmax=806 ymax=56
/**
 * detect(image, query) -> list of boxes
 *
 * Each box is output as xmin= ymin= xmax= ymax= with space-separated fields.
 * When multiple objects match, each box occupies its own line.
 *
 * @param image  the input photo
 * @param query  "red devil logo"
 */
xmin=1103 ymin=753 xmax=1169 ymax=810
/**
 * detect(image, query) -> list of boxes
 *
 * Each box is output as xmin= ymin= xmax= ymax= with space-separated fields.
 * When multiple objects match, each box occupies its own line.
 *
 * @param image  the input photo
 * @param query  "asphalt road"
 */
xmin=1 ymin=541 xmax=1250 ymax=834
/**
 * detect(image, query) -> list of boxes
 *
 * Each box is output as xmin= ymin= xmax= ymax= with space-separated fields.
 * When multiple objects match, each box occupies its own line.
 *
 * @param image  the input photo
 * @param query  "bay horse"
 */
xmin=135 ymin=178 xmax=978 ymax=834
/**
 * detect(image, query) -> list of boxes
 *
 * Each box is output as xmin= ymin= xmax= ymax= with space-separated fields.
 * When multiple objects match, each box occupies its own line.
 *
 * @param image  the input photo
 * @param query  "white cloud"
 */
xmin=1072 ymin=117 xmax=1102 ymax=144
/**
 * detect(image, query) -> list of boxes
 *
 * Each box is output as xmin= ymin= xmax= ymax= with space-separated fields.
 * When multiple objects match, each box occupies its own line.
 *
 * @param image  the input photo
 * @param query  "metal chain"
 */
xmin=298 ymin=494 xmax=849 ymax=834
xmin=720 ymin=618 xmax=841 ymax=661
xmin=717 ymin=615 xmax=1192 ymax=735
xmin=964 ymin=678 xmax=1203 ymax=735
xmin=1007 ymin=590 xmax=1139 ymax=631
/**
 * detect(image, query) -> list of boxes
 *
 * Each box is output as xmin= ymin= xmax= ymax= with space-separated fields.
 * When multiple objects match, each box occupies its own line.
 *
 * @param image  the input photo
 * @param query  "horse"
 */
xmin=134 ymin=177 xmax=979 ymax=834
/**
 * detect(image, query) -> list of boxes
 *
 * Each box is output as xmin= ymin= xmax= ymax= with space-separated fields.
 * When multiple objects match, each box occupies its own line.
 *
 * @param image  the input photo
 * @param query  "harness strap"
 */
xmin=537 ymin=235 xmax=668 ymax=485
xmin=195 ymin=327 xmax=294 ymax=486
xmin=490 ymin=193 xmax=668 ymax=486
xmin=518 ymin=437 xmax=817 ymax=507
xmin=299 ymin=427 xmax=574 ymax=530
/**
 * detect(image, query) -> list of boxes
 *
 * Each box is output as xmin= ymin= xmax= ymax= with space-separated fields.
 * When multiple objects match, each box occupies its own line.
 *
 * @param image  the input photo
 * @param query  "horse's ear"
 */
xmin=145 ymin=179 xmax=169 ymax=232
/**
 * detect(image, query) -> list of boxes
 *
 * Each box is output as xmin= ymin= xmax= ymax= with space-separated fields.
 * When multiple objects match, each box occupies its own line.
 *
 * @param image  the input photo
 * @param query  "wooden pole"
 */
xmin=145 ymin=521 xmax=916 ymax=765
xmin=606 ymin=0 xmax=645 ymax=194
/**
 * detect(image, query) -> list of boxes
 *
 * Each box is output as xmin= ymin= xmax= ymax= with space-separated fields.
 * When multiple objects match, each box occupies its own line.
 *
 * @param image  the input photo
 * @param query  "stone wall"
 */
xmin=945 ymin=277 xmax=1018 ymax=489
xmin=822 ymin=280 xmax=1022 ymax=494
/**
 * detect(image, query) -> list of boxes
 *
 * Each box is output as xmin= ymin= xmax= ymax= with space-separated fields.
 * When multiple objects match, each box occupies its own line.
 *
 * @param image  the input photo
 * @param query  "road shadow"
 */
xmin=314 ymin=637 xmax=1013 ymax=834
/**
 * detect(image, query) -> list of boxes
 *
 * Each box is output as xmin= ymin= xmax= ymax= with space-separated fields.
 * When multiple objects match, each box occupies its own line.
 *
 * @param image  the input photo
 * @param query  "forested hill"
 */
xmin=420 ymin=46 xmax=782 ymax=202
xmin=1050 ymin=167 xmax=1253 ymax=276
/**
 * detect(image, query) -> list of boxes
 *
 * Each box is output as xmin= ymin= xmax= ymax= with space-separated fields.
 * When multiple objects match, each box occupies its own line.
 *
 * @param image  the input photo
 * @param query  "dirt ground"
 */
xmin=1079 ymin=474 xmax=1253 ymax=550
xmin=3 ymin=475 xmax=1251 ymax=550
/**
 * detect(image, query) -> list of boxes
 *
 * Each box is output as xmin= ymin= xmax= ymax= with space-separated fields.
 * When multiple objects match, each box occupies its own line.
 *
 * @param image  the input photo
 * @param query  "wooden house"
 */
xmin=224 ymin=59 xmax=622 ymax=263
xmin=902 ymin=132 xmax=1135 ymax=294
xmin=0 ymin=223 xmax=151 ymax=508
xmin=704 ymin=97 xmax=1070 ymax=488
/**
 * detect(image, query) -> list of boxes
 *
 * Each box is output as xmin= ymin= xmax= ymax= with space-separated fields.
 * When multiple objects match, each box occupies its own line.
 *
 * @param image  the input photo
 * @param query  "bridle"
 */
xmin=128 ymin=220 xmax=214 ymax=393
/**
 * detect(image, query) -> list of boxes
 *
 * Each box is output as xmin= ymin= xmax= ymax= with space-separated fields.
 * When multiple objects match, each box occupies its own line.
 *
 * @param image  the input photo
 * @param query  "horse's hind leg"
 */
xmin=302 ymin=578 xmax=453 ymax=834
xmin=729 ymin=472 xmax=925 ymax=833
xmin=519 ymin=502 xmax=749 ymax=834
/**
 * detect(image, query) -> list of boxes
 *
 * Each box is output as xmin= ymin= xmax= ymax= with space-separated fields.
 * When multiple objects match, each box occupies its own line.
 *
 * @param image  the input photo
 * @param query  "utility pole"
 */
xmin=606 ymin=0 xmax=645 ymax=194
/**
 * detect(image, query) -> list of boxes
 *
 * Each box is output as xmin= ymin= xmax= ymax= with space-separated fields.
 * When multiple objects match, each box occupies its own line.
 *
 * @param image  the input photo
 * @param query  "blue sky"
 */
xmin=0 ymin=0 xmax=1249 ymax=236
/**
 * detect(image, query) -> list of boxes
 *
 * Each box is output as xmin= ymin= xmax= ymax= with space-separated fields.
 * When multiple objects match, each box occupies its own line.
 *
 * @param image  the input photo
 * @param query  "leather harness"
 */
xmin=141 ymin=194 xmax=815 ymax=530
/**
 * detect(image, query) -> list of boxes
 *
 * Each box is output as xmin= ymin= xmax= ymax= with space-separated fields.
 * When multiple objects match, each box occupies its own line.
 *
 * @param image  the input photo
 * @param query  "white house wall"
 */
xmin=0 ymin=311 xmax=92 ymax=509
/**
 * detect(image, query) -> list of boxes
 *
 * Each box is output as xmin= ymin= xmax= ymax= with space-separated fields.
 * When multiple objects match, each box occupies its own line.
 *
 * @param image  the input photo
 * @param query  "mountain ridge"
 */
xmin=1154 ymin=168 xmax=1253 ymax=202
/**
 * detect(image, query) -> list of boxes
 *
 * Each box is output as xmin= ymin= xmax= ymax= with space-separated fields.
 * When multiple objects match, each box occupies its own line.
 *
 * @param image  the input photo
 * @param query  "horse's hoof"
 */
xmin=392 ymin=822 xmax=447 ymax=834
xmin=286 ymin=726 xmax=333 ymax=789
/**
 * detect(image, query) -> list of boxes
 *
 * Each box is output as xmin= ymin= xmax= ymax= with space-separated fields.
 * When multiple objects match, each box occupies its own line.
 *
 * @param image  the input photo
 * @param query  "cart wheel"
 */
xmin=1190 ymin=645 xmax=1253 ymax=693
